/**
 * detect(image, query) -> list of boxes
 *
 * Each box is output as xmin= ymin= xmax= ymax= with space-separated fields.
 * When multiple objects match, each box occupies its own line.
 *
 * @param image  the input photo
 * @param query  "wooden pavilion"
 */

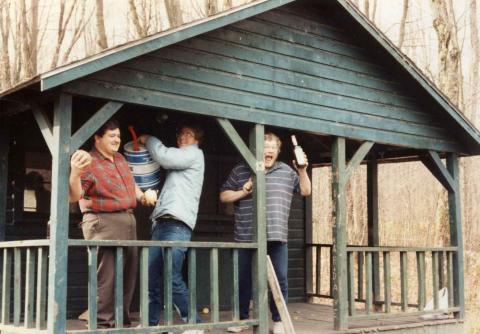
xmin=0 ymin=0 xmax=478 ymax=333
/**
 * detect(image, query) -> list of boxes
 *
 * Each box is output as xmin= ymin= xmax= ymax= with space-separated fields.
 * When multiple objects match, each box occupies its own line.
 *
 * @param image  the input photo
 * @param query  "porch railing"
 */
xmin=306 ymin=243 xmax=460 ymax=320
xmin=0 ymin=240 xmax=50 ymax=333
xmin=0 ymin=239 xmax=259 ymax=333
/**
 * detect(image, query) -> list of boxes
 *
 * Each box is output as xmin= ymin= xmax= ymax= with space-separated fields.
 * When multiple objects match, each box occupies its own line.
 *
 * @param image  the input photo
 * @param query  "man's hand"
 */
xmin=143 ymin=189 xmax=158 ymax=206
xmin=138 ymin=135 xmax=150 ymax=145
xmin=71 ymin=150 xmax=92 ymax=175
xmin=293 ymin=153 xmax=309 ymax=171
xmin=242 ymin=177 xmax=253 ymax=195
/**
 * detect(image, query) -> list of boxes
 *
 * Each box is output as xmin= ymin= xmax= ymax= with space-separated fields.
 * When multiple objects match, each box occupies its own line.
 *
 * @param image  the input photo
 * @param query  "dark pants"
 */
xmin=239 ymin=241 xmax=288 ymax=322
xmin=148 ymin=219 xmax=202 ymax=326
xmin=81 ymin=211 xmax=138 ymax=326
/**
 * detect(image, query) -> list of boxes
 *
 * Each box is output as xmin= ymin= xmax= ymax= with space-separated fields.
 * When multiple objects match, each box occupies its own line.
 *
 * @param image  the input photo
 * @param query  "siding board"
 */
xmin=123 ymin=56 xmax=445 ymax=132
xmin=180 ymin=36 xmax=420 ymax=109
xmin=95 ymin=67 xmax=450 ymax=141
xmin=64 ymin=79 xmax=462 ymax=152
xmin=126 ymin=53 xmax=438 ymax=126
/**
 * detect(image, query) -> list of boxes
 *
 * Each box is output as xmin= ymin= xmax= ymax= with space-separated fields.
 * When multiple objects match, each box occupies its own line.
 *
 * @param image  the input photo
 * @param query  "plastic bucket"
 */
xmin=124 ymin=141 xmax=161 ymax=190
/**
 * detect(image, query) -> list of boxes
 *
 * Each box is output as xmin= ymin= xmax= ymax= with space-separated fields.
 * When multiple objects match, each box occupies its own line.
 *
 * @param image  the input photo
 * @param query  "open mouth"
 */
xmin=264 ymin=155 xmax=274 ymax=164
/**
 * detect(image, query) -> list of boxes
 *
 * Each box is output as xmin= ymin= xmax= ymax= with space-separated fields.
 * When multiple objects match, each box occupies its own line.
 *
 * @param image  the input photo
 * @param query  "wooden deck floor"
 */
xmin=66 ymin=303 xmax=462 ymax=333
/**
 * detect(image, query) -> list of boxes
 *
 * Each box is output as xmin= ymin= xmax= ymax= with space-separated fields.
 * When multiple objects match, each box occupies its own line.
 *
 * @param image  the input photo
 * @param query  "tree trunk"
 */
xmin=19 ymin=0 xmax=38 ymax=78
xmin=164 ymin=0 xmax=183 ymax=28
xmin=0 ymin=0 xmax=12 ymax=88
xmin=469 ymin=0 xmax=479 ymax=123
xmin=430 ymin=0 xmax=463 ymax=107
xmin=398 ymin=0 xmax=409 ymax=49
xmin=207 ymin=0 xmax=218 ymax=16
xmin=364 ymin=0 xmax=370 ymax=20
xmin=371 ymin=0 xmax=377 ymax=23
xmin=96 ymin=0 xmax=108 ymax=49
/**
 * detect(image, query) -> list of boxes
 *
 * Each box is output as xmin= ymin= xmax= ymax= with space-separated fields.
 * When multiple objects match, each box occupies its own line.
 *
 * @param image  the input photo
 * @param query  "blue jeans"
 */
xmin=238 ymin=241 xmax=288 ymax=322
xmin=148 ymin=219 xmax=201 ymax=325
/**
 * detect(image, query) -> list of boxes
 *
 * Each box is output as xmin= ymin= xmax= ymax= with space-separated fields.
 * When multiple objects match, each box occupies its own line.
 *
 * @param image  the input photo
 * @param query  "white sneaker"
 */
xmin=272 ymin=321 xmax=285 ymax=334
xmin=227 ymin=324 xmax=249 ymax=333
xmin=182 ymin=330 xmax=204 ymax=334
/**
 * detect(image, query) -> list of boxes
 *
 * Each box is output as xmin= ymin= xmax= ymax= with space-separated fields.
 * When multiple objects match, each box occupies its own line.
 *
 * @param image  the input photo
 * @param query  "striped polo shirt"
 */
xmin=221 ymin=161 xmax=300 ymax=242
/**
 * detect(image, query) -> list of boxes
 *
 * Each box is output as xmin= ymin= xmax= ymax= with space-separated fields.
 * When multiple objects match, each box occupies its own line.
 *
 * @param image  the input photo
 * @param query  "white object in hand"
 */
xmin=144 ymin=189 xmax=158 ymax=205
xmin=291 ymin=135 xmax=306 ymax=167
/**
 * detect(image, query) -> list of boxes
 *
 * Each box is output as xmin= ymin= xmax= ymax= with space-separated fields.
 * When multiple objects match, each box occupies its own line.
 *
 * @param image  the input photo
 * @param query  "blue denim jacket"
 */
xmin=145 ymin=137 xmax=204 ymax=230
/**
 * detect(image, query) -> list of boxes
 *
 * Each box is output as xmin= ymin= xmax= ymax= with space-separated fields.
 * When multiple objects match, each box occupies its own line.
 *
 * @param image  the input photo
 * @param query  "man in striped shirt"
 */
xmin=220 ymin=132 xmax=311 ymax=334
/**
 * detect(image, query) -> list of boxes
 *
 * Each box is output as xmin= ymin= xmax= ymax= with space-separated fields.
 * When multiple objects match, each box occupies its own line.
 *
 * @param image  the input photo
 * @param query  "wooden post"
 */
xmin=305 ymin=170 xmax=313 ymax=299
xmin=367 ymin=159 xmax=380 ymax=309
xmin=250 ymin=124 xmax=268 ymax=334
xmin=47 ymin=93 xmax=72 ymax=333
xmin=331 ymin=137 xmax=348 ymax=330
xmin=217 ymin=118 xmax=268 ymax=333
xmin=0 ymin=117 xmax=9 ymax=241
xmin=446 ymin=153 xmax=464 ymax=319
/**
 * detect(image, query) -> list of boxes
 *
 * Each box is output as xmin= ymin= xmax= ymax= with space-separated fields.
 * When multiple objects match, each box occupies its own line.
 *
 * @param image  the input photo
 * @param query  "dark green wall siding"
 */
xmin=66 ymin=5 xmax=460 ymax=152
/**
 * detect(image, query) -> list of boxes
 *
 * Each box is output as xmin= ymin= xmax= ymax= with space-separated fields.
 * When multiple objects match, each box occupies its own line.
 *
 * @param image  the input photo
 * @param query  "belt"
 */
xmin=82 ymin=209 xmax=134 ymax=214
xmin=155 ymin=215 xmax=183 ymax=223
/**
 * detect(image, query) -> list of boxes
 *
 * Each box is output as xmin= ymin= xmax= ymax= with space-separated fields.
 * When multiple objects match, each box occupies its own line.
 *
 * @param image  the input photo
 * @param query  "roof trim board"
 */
xmin=40 ymin=0 xmax=295 ymax=91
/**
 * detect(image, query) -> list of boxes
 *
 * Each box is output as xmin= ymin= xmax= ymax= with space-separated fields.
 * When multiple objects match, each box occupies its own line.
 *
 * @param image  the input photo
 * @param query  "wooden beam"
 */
xmin=32 ymin=105 xmax=54 ymax=154
xmin=250 ymin=124 xmax=268 ymax=334
xmin=267 ymin=256 xmax=296 ymax=334
xmin=63 ymin=81 xmax=464 ymax=153
xmin=47 ymin=93 xmax=72 ymax=334
xmin=344 ymin=141 xmax=374 ymax=183
xmin=367 ymin=158 xmax=380 ymax=309
xmin=70 ymin=101 xmax=124 ymax=152
xmin=421 ymin=151 xmax=456 ymax=193
xmin=0 ymin=118 xmax=9 ymax=241
xmin=446 ymin=153 xmax=465 ymax=319
xmin=216 ymin=118 xmax=257 ymax=172
xmin=331 ymin=137 xmax=348 ymax=330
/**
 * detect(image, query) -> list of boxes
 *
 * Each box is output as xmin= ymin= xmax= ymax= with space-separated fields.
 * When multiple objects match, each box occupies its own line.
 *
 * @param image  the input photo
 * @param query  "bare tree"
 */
xmin=207 ymin=0 xmax=218 ymax=16
xmin=95 ymin=0 xmax=108 ymax=50
xmin=398 ymin=0 xmax=409 ymax=49
xmin=430 ymin=0 xmax=463 ymax=107
xmin=371 ymin=0 xmax=377 ymax=23
xmin=19 ymin=0 xmax=39 ymax=78
xmin=364 ymin=0 xmax=370 ymax=20
xmin=469 ymin=0 xmax=480 ymax=122
xmin=128 ymin=0 xmax=155 ymax=38
xmin=0 ymin=0 xmax=12 ymax=88
xmin=164 ymin=0 xmax=183 ymax=28
xmin=50 ymin=0 xmax=90 ymax=69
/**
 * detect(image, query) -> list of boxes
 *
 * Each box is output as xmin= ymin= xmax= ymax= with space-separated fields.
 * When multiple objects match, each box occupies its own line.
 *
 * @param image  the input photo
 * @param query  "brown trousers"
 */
xmin=82 ymin=211 xmax=138 ymax=326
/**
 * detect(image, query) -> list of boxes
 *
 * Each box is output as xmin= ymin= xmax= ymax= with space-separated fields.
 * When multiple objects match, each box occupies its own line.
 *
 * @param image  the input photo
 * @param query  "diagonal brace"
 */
xmin=217 ymin=118 xmax=257 ymax=172
xmin=344 ymin=141 xmax=374 ymax=183
xmin=70 ymin=101 xmax=124 ymax=152
xmin=32 ymin=105 xmax=54 ymax=154
xmin=421 ymin=150 xmax=456 ymax=193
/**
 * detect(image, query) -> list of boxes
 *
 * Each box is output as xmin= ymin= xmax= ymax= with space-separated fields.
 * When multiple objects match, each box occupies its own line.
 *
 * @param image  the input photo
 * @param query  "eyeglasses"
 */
xmin=177 ymin=130 xmax=195 ymax=139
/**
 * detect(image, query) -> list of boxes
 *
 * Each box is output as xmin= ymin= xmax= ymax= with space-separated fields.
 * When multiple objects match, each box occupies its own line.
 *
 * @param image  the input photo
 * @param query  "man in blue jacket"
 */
xmin=139 ymin=124 xmax=204 ymax=334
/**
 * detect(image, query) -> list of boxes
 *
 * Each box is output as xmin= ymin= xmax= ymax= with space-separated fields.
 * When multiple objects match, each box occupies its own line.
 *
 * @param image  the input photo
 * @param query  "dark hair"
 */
xmin=177 ymin=123 xmax=204 ymax=144
xmin=95 ymin=119 xmax=120 ymax=138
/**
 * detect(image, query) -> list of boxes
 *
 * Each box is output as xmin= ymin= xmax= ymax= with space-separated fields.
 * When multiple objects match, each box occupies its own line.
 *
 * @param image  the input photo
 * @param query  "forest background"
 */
xmin=0 ymin=0 xmax=479 ymax=332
